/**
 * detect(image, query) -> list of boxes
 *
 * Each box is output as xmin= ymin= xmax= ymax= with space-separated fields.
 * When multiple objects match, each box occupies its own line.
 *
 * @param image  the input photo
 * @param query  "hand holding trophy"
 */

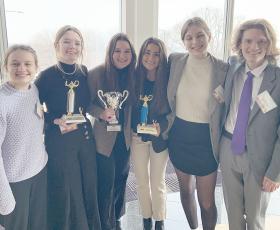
xmin=98 ymin=90 xmax=129 ymax=131
xmin=137 ymin=95 xmax=159 ymax=136
xmin=55 ymin=80 xmax=86 ymax=134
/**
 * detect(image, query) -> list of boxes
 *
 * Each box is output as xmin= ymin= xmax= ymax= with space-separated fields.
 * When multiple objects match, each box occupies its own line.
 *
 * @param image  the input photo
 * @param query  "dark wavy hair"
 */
xmin=135 ymin=37 xmax=169 ymax=114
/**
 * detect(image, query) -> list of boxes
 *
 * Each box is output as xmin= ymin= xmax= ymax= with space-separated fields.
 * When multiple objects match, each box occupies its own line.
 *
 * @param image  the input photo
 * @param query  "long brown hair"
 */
xmin=136 ymin=37 xmax=169 ymax=114
xmin=103 ymin=33 xmax=136 ymax=104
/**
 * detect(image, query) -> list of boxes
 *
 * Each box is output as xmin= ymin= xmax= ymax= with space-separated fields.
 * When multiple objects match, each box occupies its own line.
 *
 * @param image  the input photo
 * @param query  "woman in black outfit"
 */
xmin=87 ymin=33 xmax=136 ymax=230
xmin=35 ymin=25 xmax=101 ymax=230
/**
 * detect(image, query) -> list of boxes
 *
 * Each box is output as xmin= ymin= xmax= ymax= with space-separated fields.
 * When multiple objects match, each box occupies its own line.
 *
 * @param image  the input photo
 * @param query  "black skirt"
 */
xmin=168 ymin=117 xmax=218 ymax=176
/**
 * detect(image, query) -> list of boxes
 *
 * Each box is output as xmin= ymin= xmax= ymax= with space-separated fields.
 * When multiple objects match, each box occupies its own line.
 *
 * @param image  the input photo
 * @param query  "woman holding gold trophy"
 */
xmin=131 ymin=37 xmax=170 ymax=230
xmin=87 ymin=33 xmax=136 ymax=230
xmin=35 ymin=25 xmax=101 ymax=230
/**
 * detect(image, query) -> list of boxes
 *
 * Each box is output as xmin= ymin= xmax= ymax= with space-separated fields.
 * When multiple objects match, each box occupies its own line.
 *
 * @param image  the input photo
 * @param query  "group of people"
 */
xmin=0 ymin=16 xmax=279 ymax=230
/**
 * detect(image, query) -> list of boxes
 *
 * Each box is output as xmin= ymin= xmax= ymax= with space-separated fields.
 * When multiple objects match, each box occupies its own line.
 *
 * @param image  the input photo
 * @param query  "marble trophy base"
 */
xmin=63 ymin=114 xmax=86 ymax=124
xmin=107 ymin=122 xmax=121 ymax=132
xmin=137 ymin=124 xmax=158 ymax=135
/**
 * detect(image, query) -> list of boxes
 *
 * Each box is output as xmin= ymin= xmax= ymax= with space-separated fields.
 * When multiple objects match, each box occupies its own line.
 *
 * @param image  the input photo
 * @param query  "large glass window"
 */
xmin=233 ymin=0 xmax=280 ymax=52
xmin=4 ymin=0 xmax=121 ymax=70
xmin=158 ymin=0 xmax=225 ymax=58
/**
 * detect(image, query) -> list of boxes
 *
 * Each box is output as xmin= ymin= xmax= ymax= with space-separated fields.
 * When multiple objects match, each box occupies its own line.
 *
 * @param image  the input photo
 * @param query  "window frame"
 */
xmin=0 ymin=0 xmax=235 ymax=83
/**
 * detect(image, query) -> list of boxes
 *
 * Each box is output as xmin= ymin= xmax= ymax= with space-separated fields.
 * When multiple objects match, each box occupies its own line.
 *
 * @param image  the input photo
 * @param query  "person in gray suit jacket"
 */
xmin=219 ymin=19 xmax=280 ymax=230
xmin=164 ymin=17 xmax=228 ymax=230
xmin=87 ymin=33 xmax=136 ymax=230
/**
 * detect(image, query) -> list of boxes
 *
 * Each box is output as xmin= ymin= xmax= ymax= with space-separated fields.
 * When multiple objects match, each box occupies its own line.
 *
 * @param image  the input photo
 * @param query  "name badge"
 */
xmin=36 ymin=101 xmax=44 ymax=119
xmin=213 ymin=85 xmax=224 ymax=103
xmin=256 ymin=90 xmax=277 ymax=114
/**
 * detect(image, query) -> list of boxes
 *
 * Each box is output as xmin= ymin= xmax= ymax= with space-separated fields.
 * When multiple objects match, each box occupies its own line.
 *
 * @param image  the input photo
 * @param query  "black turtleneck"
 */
xmin=35 ymin=62 xmax=90 ymax=130
xmin=115 ymin=66 xmax=129 ymax=92
xmin=58 ymin=61 xmax=76 ymax=73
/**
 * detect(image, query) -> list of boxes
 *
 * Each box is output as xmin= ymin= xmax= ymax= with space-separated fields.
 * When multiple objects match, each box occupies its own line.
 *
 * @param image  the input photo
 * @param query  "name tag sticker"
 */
xmin=36 ymin=101 xmax=44 ymax=118
xmin=256 ymin=91 xmax=277 ymax=114
xmin=213 ymin=85 xmax=224 ymax=103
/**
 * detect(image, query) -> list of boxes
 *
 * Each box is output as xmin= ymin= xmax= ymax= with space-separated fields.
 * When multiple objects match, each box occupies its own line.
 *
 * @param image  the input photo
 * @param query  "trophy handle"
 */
xmin=147 ymin=95 xmax=153 ymax=101
xmin=97 ymin=90 xmax=108 ymax=108
xmin=119 ymin=90 xmax=129 ymax=109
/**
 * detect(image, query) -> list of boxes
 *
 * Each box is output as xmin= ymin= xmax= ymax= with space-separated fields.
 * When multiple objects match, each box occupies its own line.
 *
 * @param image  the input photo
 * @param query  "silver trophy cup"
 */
xmin=97 ymin=90 xmax=129 ymax=131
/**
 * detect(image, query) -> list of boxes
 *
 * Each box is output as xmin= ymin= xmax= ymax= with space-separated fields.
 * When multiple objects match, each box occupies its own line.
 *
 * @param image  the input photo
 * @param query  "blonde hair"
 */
xmin=181 ymin=17 xmax=211 ymax=41
xmin=232 ymin=19 xmax=280 ymax=62
xmin=54 ymin=25 xmax=84 ymax=64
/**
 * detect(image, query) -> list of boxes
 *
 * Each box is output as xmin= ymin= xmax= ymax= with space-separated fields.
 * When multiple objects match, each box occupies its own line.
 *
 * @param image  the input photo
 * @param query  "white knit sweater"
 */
xmin=0 ymin=82 xmax=48 ymax=215
xmin=176 ymin=54 xmax=212 ymax=123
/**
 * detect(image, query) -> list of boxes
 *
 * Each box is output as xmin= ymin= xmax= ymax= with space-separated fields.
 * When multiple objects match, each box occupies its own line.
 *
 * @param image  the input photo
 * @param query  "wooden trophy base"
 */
xmin=137 ymin=124 xmax=158 ymax=135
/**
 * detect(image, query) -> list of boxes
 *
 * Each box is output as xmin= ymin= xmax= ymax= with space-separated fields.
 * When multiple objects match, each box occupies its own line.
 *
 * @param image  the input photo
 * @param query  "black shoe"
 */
xmin=155 ymin=220 xmax=164 ymax=230
xmin=143 ymin=218 xmax=152 ymax=230
xmin=116 ymin=220 xmax=122 ymax=230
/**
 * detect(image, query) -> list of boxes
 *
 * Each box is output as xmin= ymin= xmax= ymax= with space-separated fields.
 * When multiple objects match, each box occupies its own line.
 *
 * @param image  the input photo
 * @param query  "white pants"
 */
xmin=131 ymin=134 xmax=169 ymax=220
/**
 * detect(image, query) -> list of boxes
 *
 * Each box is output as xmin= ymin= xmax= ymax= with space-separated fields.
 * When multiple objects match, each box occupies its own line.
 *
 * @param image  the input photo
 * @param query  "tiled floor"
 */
xmin=121 ymin=160 xmax=280 ymax=230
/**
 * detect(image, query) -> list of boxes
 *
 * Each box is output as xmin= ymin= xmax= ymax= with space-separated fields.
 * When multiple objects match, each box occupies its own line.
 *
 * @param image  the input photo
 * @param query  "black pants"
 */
xmin=0 ymin=167 xmax=47 ymax=230
xmin=96 ymin=132 xmax=130 ymax=230
xmin=46 ymin=126 xmax=101 ymax=230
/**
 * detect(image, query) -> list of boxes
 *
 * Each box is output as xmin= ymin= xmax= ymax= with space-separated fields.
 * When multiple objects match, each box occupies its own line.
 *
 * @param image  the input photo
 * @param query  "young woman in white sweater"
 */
xmin=0 ymin=45 xmax=48 ymax=230
xmin=165 ymin=17 xmax=228 ymax=230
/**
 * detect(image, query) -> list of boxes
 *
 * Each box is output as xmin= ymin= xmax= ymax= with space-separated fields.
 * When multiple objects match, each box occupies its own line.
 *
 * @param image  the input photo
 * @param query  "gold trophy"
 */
xmin=62 ymin=80 xmax=86 ymax=123
xmin=97 ymin=90 xmax=129 ymax=131
xmin=137 ymin=95 xmax=158 ymax=135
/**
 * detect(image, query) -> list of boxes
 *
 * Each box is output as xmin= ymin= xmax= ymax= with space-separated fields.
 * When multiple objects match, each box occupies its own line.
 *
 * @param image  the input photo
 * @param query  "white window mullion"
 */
xmin=0 ymin=0 xmax=8 ymax=82
xmin=222 ymin=0 xmax=235 ymax=61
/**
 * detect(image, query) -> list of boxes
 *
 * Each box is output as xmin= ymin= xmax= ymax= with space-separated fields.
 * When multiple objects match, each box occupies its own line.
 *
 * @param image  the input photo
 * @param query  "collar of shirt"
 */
xmin=245 ymin=59 xmax=268 ymax=79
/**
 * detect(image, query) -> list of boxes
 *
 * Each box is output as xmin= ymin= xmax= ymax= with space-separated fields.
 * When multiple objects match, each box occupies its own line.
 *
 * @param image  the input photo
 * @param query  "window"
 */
xmin=232 ymin=0 xmax=280 ymax=52
xmin=4 ymin=0 xmax=121 ymax=70
xmin=158 ymin=0 xmax=225 ymax=58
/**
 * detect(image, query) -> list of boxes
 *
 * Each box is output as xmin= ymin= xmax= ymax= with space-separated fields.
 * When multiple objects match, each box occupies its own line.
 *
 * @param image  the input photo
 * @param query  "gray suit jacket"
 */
xmin=164 ymin=53 xmax=228 ymax=159
xmin=221 ymin=56 xmax=280 ymax=183
xmin=87 ymin=65 xmax=132 ymax=157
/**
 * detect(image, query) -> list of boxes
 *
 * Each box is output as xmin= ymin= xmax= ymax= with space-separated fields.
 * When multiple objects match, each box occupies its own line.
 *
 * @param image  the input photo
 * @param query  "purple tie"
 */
xmin=231 ymin=71 xmax=254 ymax=155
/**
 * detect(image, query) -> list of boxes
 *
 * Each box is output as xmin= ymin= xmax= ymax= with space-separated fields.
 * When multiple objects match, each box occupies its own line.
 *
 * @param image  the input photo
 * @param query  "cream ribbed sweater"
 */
xmin=176 ymin=54 xmax=212 ymax=123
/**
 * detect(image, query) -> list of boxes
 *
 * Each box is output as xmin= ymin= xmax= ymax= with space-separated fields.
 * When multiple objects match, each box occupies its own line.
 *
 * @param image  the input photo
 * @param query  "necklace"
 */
xmin=56 ymin=62 xmax=77 ymax=75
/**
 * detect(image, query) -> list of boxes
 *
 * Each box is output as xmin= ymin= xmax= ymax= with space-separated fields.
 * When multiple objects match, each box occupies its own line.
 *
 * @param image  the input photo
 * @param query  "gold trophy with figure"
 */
xmin=62 ymin=80 xmax=86 ymax=123
xmin=137 ymin=95 xmax=158 ymax=135
xmin=98 ymin=90 xmax=129 ymax=131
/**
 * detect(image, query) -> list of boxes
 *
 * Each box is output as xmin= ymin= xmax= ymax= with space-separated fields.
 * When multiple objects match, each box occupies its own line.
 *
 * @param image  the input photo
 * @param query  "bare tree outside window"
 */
xmin=159 ymin=5 xmax=225 ymax=59
xmin=4 ymin=0 xmax=120 ymax=71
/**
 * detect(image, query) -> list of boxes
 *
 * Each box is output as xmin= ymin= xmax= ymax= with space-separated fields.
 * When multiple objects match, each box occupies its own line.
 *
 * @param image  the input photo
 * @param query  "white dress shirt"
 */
xmin=225 ymin=60 xmax=268 ymax=134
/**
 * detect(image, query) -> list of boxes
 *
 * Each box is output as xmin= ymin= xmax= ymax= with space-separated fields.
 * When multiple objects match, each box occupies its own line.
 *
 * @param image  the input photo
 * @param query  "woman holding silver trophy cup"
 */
xmin=131 ymin=38 xmax=170 ymax=230
xmin=35 ymin=25 xmax=101 ymax=230
xmin=87 ymin=33 xmax=136 ymax=230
